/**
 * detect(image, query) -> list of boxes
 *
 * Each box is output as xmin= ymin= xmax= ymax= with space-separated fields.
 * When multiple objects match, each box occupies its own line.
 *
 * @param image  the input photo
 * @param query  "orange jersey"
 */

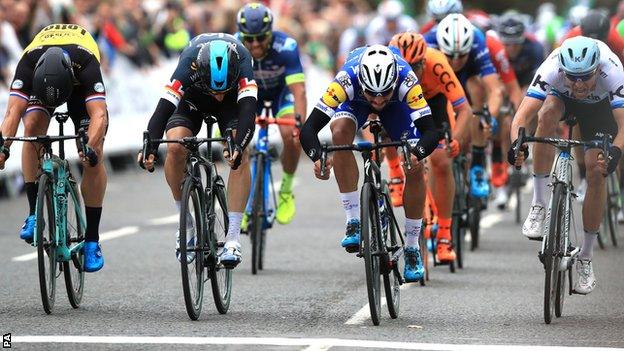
xmin=420 ymin=48 xmax=467 ymax=108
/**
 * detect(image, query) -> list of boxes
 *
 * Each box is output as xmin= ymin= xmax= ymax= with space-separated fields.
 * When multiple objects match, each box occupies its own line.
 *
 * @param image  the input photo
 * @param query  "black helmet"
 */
xmin=196 ymin=40 xmax=240 ymax=94
xmin=497 ymin=15 xmax=526 ymax=45
xmin=581 ymin=10 xmax=610 ymax=42
xmin=32 ymin=47 xmax=74 ymax=107
xmin=236 ymin=2 xmax=273 ymax=35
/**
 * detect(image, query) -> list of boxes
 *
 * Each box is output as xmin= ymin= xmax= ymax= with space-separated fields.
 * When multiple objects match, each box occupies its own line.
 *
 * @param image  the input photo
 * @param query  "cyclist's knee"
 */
xmin=166 ymin=143 xmax=188 ymax=161
xmin=585 ymin=151 xmax=605 ymax=184
xmin=431 ymin=153 xmax=452 ymax=176
xmin=23 ymin=114 xmax=48 ymax=135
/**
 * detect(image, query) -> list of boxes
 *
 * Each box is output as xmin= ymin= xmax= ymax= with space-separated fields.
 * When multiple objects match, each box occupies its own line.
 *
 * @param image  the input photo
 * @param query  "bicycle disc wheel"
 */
xmin=63 ymin=178 xmax=85 ymax=308
xmin=545 ymin=183 xmax=565 ymax=324
xmin=209 ymin=180 xmax=232 ymax=314
xmin=36 ymin=173 xmax=57 ymax=314
xmin=250 ymin=154 xmax=264 ymax=275
xmin=469 ymin=197 xmax=481 ymax=251
xmin=380 ymin=184 xmax=400 ymax=319
xmin=361 ymin=183 xmax=382 ymax=326
xmin=180 ymin=176 xmax=205 ymax=320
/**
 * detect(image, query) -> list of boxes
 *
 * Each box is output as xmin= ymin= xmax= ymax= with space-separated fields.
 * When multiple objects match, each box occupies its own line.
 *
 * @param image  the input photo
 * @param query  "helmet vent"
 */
xmin=581 ymin=47 xmax=587 ymax=59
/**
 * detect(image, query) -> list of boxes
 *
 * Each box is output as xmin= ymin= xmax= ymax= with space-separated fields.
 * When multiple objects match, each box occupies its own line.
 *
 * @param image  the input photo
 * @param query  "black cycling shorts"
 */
xmin=27 ymin=89 xmax=104 ymax=135
xmin=165 ymin=91 xmax=239 ymax=136
xmin=559 ymin=95 xmax=618 ymax=141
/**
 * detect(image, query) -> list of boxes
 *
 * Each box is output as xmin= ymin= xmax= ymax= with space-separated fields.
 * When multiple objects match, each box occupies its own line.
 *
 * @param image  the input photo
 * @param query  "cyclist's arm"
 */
xmin=510 ymin=96 xmax=544 ymax=142
xmin=300 ymin=108 xmax=330 ymax=162
xmin=412 ymin=114 xmax=440 ymax=160
xmin=85 ymin=100 xmax=108 ymax=146
xmin=0 ymin=96 xmax=28 ymax=147
xmin=612 ymin=108 xmax=624 ymax=152
xmin=79 ymin=58 xmax=108 ymax=146
xmin=482 ymin=73 xmax=504 ymax=117
xmin=1 ymin=55 xmax=34 ymax=146
xmin=235 ymin=95 xmax=257 ymax=149
xmin=290 ymin=81 xmax=306 ymax=123
xmin=505 ymin=79 xmax=524 ymax=110
xmin=453 ymin=102 xmax=472 ymax=147
xmin=283 ymin=41 xmax=307 ymax=123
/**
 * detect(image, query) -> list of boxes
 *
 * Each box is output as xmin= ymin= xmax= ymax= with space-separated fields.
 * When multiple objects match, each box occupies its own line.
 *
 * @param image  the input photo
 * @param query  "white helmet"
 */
xmin=558 ymin=36 xmax=600 ymax=76
xmin=427 ymin=0 xmax=463 ymax=22
xmin=378 ymin=0 xmax=404 ymax=21
xmin=436 ymin=14 xmax=474 ymax=56
xmin=358 ymin=45 xmax=398 ymax=95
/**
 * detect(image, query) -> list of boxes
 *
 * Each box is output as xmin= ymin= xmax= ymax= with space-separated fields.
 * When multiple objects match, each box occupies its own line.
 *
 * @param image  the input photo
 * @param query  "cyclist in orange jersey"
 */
xmin=387 ymin=32 xmax=473 ymax=263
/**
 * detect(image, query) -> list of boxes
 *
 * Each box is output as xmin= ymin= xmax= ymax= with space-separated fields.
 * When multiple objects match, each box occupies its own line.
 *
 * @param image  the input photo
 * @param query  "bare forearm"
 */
xmin=1 ymin=97 xmax=28 ymax=147
xmin=453 ymin=104 xmax=472 ymax=146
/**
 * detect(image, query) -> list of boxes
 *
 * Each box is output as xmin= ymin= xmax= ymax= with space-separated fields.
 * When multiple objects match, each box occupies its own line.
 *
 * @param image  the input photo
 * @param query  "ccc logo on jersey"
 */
xmin=322 ymin=82 xmax=347 ymax=108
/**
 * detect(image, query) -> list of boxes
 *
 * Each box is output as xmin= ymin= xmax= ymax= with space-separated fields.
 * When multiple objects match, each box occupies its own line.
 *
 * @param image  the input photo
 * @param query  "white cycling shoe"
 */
xmin=522 ymin=205 xmax=546 ymax=240
xmin=176 ymin=226 xmax=196 ymax=263
xmin=219 ymin=240 xmax=242 ymax=268
xmin=493 ymin=187 xmax=509 ymax=210
xmin=574 ymin=260 xmax=596 ymax=295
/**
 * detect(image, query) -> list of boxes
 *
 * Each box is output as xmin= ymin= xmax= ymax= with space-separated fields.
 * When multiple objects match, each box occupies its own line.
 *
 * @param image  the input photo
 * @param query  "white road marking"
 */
xmin=12 ymin=335 xmax=622 ymax=351
xmin=145 ymin=214 xmax=178 ymax=226
xmin=480 ymin=213 xmax=505 ymax=229
xmin=11 ymin=226 xmax=139 ymax=262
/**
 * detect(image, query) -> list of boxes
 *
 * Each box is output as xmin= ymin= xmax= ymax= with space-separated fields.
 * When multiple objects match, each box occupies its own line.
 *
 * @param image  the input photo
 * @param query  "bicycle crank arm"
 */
xmin=559 ymin=247 xmax=580 ymax=271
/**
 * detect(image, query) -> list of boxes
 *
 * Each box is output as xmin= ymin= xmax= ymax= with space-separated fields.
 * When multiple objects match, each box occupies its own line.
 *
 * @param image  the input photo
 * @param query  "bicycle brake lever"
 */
xmin=141 ymin=130 xmax=154 ymax=173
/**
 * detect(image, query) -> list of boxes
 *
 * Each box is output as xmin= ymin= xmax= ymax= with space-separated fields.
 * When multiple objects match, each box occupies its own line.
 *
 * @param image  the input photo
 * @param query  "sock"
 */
xmin=25 ymin=182 xmax=37 ymax=216
xmin=387 ymin=156 xmax=403 ymax=179
xmin=405 ymin=218 xmax=423 ymax=249
xmin=340 ymin=191 xmax=360 ymax=223
xmin=532 ymin=174 xmax=549 ymax=207
xmin=280 ymin=172 xmax=294 ymax=193
xmin=85 ymin=206 xmax=102 ymax=242
xmin=579 ymin=230 xmax=597 ymax=261
xmin=492 ymin=143 xmax=503 ymax=163
xmin=472 ymin=146 xmax=486 ymax=168
xmin=438 ymin=217 xmax=452 ymax=241
xmin=174 ymin=200 xmax=193 ymax=228
xmin=226 ymin=212 xmax=243 ymax=242
xmin=175 ymin=200 xmax=181 ymax=213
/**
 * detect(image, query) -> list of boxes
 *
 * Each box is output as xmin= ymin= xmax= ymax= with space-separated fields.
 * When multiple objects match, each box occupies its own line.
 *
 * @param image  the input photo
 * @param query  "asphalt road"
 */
xmin=1 ymin=160 xmax=623 ymax=350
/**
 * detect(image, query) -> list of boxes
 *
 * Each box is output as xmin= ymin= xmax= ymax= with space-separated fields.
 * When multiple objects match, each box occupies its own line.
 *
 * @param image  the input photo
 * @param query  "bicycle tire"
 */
xmin=180 ymin=176 xmax=205 ymax=320
xmin=381 ymin=182 xmax=400 ymax=319
xmin=452 ymin=162 xmax=465 ymax=269
xmin=209 ymin=180 xmax=232 ymax=314
xmin=607 ymin=174 xmax=619 ymax=247
xmin=545 ymin=183 xmax=565 ymax=324
xmin=469 ymin=197 xmax=481 ymax=251
xmin=250 ymin=154 xmax=264 ymax=275
xmin=596 ymin=226 xmax=606 ymax=250
xmin=63 ymin=178 xmax=85 ymax=309
xmin=361 ymin=182 xmax=382 ymax=326
xmin=515 ymin=182 xmax=522 ymax=225
xmin=36 ymin=173 xmax=57 ymax=314
xmin=419 ymin=226 xmax=428 ymax=285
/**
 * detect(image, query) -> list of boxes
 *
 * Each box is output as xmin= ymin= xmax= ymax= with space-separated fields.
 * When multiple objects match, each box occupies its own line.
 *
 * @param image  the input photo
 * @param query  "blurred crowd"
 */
xmin=1 ymin=0 xmax=624 ymax=88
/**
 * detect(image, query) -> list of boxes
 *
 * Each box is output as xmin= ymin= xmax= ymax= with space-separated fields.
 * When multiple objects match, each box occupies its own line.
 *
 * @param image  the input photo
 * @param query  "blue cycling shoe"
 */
xmin=470 ymin=165 xmax=490 ymax=198
xmin=20 ymin=215 xmax=36 ymax=242
xmin=403 ymin=246 xmax=425 ymax=283
xmin=83 ymin=241 xmax=104 ymax=273
xmin=341 ymin=219 xmax=361 ymax=253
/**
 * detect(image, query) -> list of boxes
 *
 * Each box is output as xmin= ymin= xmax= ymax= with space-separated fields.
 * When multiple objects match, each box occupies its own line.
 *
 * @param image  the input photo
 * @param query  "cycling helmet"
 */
xmin=358 ymin=45 xmax=398 ymax=95
xmin=568 ymin=5 xmax=589 ymax=27
xmin=427 ymin=0 xmax=463 ymax=22
xmin=196 ymin=40 xmax=241 ymax=93
xmin=436 ymin=14 xmax=474 ymax=56
xmin=498 ymin=14 xmax=526 ymax=44
xmin=378 ymin=0 xmax=404 ymax=21
xmin=558 ymin=36 xmax=600 ymax=76
xmin=236 ymin=2 xmax=273 ymax=35
xmin=580 ymin=10 xmax=610 ymax=42
xmin=32 ymin=47 xmax=74 ymax=107
xmin=389 ymin=32 xmax=427 ymax=64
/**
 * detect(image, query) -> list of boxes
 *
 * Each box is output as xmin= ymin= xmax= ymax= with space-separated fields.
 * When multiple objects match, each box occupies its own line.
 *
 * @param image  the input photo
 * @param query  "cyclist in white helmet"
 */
xmin=300 ymin=44 xmax=440 ymax=283
xmin=420 ymin=0 xmax=463 ymax=34
xmin=510 ymin=37 xmax=624 ymax=294
xmin=365 ymin=0 xmax=418 ymax=45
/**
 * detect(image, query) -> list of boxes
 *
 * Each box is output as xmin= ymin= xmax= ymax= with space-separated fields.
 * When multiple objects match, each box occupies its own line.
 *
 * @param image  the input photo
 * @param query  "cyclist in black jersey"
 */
xmin=139 ymin=33 xmax=258 ymax=268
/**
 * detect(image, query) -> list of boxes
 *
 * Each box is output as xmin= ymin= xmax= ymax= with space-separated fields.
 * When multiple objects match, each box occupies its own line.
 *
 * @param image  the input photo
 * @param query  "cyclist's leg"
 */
xmin=572 ymin=125 xmax=588 ymax=200
xmin=274 ymin=89 xmax=298 ymax=224
xmin=466 ymin=76 xmax=490 ymax=198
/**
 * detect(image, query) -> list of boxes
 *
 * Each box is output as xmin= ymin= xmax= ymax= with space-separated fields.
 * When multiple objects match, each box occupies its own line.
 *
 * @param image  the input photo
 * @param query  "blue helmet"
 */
xmin=236 ymin=2 xmax=273 ymax=35
xmin=558 ymin=36 xmax=600 ymax=76
xmin=196 ymin=40 xmax=240 ymax=93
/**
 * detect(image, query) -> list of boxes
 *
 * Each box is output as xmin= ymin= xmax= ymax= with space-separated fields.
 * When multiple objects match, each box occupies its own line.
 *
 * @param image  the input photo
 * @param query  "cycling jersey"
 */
xmin=234 ymin=30 xmax=304 ymax=118
xmin=561 ymin=26 xmax=624 ymax=64
xmin=526 ymin=40 xmax=624 ymax=109
xmin=10 ymin=24 xmax=105 ymax=110
xmin=366 ymin=15 xmax=419 ymax=45
xmin=507 ymin=36 xmax=545 ymax=87
xmin=419 ymin=19 xmax=436 ymax=35
xmin=424 ymin=27 xmax=497 ymax=85
xmin=417 ymin=48 xmax=467 ymax=108
xmin=485 ymin=31 xmax=517 ymax=84
xmin=146 ymin=33 xmax=258 ymax=148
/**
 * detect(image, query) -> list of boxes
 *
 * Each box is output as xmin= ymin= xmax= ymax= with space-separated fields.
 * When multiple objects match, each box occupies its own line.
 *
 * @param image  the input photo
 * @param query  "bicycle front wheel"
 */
xmin=606 ymin=173 xmax=619 ymax=247
xmin=361 ymin=183 xmax=382 ymax=326
xmin=63 ymin=178 xmax=85 ymax=308
xmin=544 ymin=183 xmax=565 ymax=324
xmin=250 ymin=153 xmax=265 ymax=275
xmin=209 ymin=180 xmax=232 ymax=314
xmin=452 ymin=162 xmax=465 ymax=269
xmin=469 ymin=197 xmax=481 ymax=251
xmin=180 ymin=176 xmax=205 ymax=320
xmin=380 ymin=182 xmax=400 ymax=319
xmin=36 ymin=173 xmax=57 ymax=314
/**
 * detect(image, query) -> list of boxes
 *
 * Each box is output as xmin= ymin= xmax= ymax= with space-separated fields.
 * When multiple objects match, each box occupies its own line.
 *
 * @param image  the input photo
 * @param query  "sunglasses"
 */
xmin=241 ymin=32 xmax=270 ymax=43
xmin=445 ymin=53 xmax=469 ymax=60
xmin=363 ymin=86 xmax=394 ymax=98
xmin=564 ymin=70 xmax=596 ymax=82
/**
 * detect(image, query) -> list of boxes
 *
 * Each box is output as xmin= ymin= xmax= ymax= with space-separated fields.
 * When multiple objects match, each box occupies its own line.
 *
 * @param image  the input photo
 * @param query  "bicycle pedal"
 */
xmin=527 ymin=236 xmax=544 ymax=242
xmin=344 ymin=245 xmax=360 ymax=254
xmin=571 ymin=289 xmax=588 ymax=296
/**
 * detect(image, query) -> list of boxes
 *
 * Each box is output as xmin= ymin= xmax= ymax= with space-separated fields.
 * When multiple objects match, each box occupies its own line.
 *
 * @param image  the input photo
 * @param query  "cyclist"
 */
xmin=365 ymin=0 xmax=418 ymax=45
xmin=509 ymin=37 xmax=624 ymax=294
xmin=0 ymin=24 xmax=108 ymax=273
xmin=425 ymin=14 xmax=505 ymax=202
xmin=299 ymin=44 xmax=440 ymax=282
xmin=235 ymin=3 xmax=305 ymax=226
xmin=420 ymin=0 xmax=463 ymax=35
xmin=387 ymin=32 xmax=473 ymax=263
xmin=138 ymin=33 xmax=257 ymax=268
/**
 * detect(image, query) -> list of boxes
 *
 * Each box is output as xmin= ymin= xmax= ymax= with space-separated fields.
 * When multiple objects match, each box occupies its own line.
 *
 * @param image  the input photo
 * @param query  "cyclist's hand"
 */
xmin=597 ymin=152 xmax=608 ymax=176
xmin=137 ymin=151 xmax=156 ymax=172
xmin=607 ymin=146 xmax=622 ymax=175
xmin=447 ymin=139 xmax=460 ymax=158
xmin=508 ymin=140 xmax=529 ymax=167
xmin=314 ymin=158 xmax=332 ymax=180
xmin=0 ymin=153 xmax=6 ymax=171
xmin=79 ymin=145 xmax=98 ymax=167
xmin=225 ymin=145 xmax=243 ymax=169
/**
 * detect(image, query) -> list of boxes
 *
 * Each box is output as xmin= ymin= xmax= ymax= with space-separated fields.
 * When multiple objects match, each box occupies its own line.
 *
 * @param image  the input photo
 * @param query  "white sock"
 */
xmin=532 ymin=174 xmax=549 ymax=207
xmin=226 ymin=212 xmax=243 ymax=242
xmin=175 ymin=200 xmax=193 ymax=229
xmin=175 ymin=200 xmax=181 ymax=213
xmin=405 ymin=218 xmax=423 ymax=249
xmin=340 ymin=191 xmax=360 ymax=223
xmin=579 ymin=230 xmax=597 ymax=261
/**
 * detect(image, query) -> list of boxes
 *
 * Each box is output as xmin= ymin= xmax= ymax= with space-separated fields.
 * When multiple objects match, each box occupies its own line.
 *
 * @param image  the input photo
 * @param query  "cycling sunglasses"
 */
xmin=564 ymin=70 xmax=597 ymax=82
xmin=445 ymin=52 xmax=469 ymax=60
xmin=362 ymin=86 xmax=394 ymax=98
xmin=241 ymin=32 xmax=270 ymax=43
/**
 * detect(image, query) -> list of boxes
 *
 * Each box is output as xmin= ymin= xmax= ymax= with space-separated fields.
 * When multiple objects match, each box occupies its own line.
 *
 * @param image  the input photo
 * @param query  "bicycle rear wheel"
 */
xmin=545 ymin=183 xmax=565 ymax=324
xmin=180 ymin=176 xmax=205 ymax=320
xmin=36 ymin=173 xmax=57 ymax=314
xmin=250 ymin=154 xmax=265 ymax=275
xmin=63 ymin=178 xmax=85 ymax=308
xmin=209 ymin=180 xmax=232 ymax=314
xmin=452 ymin=163 xmax=465 ymax=269
xmin=361 ymin=183 xmax=382 ymax=326
xmin=380 ymin=184 xmax=400 ymax=319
